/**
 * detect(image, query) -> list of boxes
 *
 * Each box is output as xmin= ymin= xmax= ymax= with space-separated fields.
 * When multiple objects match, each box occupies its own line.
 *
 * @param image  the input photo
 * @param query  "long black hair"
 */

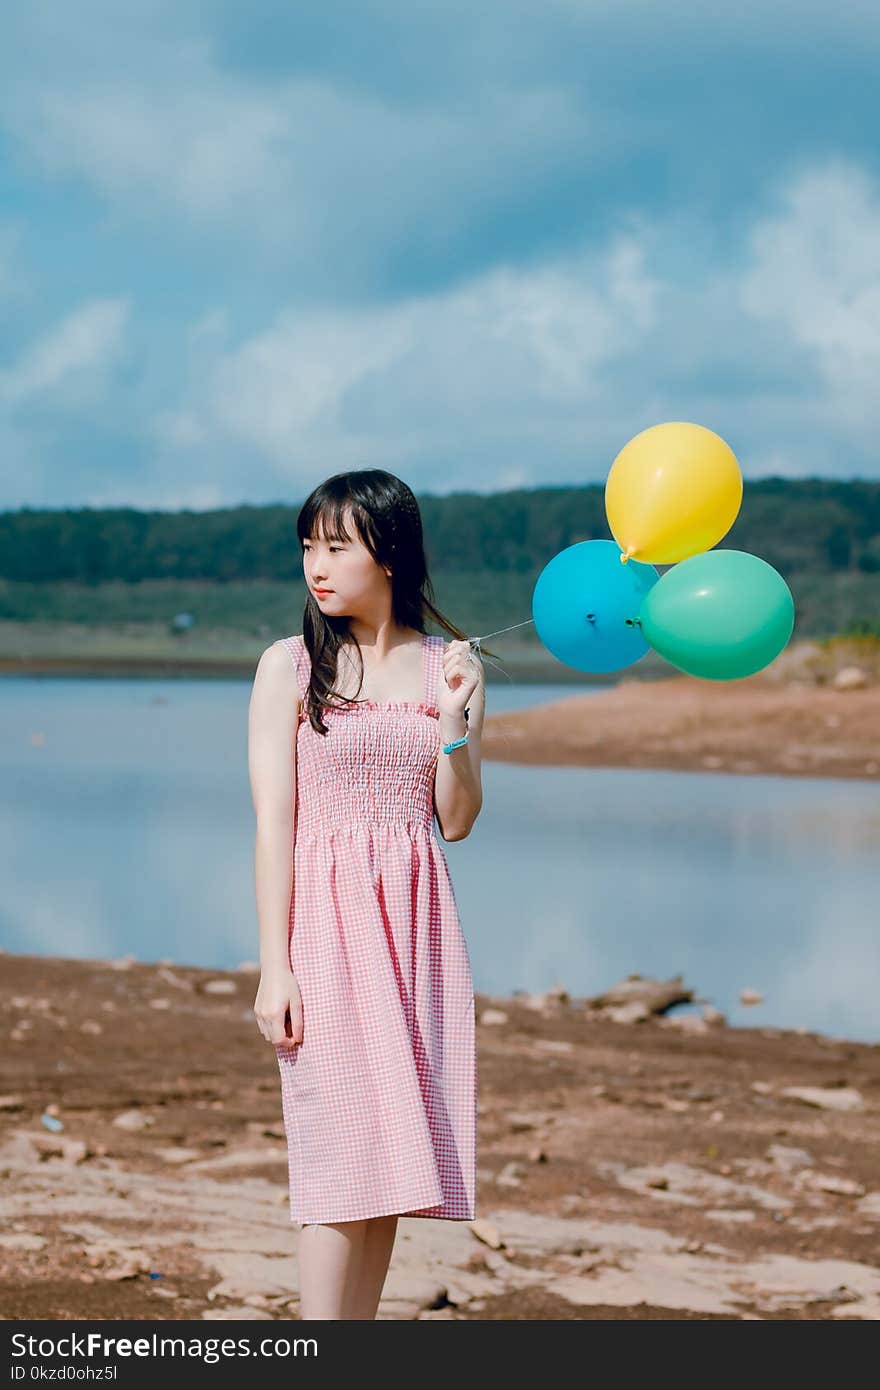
xmin=295 ymin=470 xmax=495 ymax=735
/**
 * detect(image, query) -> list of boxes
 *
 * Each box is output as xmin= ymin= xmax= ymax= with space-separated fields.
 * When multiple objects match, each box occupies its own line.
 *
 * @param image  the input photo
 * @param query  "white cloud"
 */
xmin=154 ymin=232 xmax=659 ymax=481
xmin=141 ymin=160 xmax=880 ymax=498
xmin=25 ymin=64 xmax=295 ymax=232
xmin=2 ymin=34 xmax=597 ymax=270
xmin=0 ymin=298 xmax=130 ymax=407
xmin=3 ymin=140 xmax=880 ymax=504
xmin=740 ymin=160 xmax=880 ymax=432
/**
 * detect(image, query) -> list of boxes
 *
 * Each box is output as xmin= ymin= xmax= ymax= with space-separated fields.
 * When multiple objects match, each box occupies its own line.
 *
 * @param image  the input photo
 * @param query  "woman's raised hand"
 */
xmin=438 ymin=639 xmax=481 ymax=718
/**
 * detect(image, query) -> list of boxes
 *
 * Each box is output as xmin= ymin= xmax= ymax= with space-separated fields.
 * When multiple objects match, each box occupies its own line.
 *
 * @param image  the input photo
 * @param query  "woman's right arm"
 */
xmin=248 ymin=640 xmax=303 ymax=1047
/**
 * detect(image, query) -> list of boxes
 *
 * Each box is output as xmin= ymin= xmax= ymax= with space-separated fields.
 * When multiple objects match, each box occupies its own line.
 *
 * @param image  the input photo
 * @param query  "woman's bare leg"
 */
xmin=345 ymin=1215 xmax=399 ymax=1320
xmin=298 ymin=1220 xmax=367 ymax=1320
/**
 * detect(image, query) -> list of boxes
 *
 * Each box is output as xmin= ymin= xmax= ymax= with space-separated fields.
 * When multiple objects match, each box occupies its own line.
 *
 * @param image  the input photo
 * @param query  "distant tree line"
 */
xmin=0 ymin=479 xmax=878 ymax=583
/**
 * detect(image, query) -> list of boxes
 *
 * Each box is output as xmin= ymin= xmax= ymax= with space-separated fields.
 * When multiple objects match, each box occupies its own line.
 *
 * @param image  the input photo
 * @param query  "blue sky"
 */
xmin=1 ymin=0 xmax=878 ymax=509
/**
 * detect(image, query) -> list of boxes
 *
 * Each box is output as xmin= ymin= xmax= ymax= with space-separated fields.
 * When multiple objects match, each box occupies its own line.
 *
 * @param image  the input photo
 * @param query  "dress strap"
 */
xmin=424 ymin=633 xmax=444 ymax=708
xmin=278 ymin=635 xmax=311 ymax=706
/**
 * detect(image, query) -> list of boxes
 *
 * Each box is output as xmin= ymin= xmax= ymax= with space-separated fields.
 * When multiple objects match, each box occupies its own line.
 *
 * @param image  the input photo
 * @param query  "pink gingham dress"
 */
xmin=274 ymin=632 xmax=477 ymax=1225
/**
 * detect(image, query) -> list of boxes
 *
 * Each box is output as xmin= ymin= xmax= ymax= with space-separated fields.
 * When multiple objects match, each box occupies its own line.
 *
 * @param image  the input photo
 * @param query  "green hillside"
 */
xmin=0 ymin=479 xmax=877 ymax=677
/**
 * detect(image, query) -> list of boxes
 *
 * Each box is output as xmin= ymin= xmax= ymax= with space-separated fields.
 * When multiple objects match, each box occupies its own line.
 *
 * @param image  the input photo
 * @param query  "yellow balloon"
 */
xmin=605 ymin=421 xmax=743 ymax=565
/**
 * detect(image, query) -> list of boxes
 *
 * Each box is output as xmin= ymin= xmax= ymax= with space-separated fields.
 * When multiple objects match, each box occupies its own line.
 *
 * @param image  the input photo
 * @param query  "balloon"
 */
xmin=638 ymin=549 xmax=795 ymax=680
xmin=605 ymin=421 xmax=743 ymax=565
xmin=532 ymin=539 xmax=659 ymax=674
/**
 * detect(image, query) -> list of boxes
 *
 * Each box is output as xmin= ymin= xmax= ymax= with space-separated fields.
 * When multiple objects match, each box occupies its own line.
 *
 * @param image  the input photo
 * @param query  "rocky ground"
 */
xmin=1 ymin=953 xmax=878 ymax=1321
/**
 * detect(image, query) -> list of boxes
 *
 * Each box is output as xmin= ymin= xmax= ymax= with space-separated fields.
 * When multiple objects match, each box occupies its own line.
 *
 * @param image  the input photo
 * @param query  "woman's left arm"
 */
xmin=434 ymin=640 xmax=486 ymax=842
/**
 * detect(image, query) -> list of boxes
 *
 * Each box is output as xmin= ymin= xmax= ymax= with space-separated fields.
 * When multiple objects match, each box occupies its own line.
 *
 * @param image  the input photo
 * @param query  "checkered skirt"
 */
xmin=274 ymin=632 xmax=477 ymax=1224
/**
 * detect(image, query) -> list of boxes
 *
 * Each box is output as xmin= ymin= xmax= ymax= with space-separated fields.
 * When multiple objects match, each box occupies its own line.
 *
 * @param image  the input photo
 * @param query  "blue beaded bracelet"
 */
xmin=442 ymin=706 xmax=469 ymax=755
xmin=442 ymin=733 xmax=469 ymax=754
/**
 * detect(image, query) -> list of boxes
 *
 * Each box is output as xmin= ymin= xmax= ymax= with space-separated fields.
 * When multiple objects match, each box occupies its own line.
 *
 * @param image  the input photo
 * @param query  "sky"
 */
xmin=1 ymin=0 xmax=878 ymax=510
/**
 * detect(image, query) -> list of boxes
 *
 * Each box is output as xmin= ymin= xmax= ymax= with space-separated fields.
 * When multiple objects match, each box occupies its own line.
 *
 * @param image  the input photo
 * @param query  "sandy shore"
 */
xmin=483 ymin=673 xmax=880 ymax=781
xmin=1 ymin=952 xmax=878 ymax=1321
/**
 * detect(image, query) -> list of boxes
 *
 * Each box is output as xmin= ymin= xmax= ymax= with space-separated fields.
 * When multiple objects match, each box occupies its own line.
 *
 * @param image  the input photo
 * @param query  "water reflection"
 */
xmin=1 ymin=675 xmax=877 ymax=1042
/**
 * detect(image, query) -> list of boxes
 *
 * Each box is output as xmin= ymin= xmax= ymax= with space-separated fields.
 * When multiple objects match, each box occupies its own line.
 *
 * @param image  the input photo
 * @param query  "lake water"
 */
xmin=2 ymin=675 xmax=878 ymax=1043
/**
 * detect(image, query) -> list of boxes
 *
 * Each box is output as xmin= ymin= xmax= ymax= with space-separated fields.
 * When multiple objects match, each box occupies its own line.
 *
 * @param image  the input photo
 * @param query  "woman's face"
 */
xmin=302 ymin=508 xmax=390 ymax=618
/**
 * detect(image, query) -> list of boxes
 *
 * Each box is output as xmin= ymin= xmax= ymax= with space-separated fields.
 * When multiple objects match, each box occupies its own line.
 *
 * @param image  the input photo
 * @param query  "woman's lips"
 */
xmin=313 ymin=588 xmax=333 ymax=597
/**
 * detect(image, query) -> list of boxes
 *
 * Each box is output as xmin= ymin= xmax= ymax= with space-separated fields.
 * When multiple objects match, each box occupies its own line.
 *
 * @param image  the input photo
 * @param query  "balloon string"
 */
xmin=466 ymin=617 xmax=535 ymax=681
xmin=468 ymin=617 xmax=534 ymax=646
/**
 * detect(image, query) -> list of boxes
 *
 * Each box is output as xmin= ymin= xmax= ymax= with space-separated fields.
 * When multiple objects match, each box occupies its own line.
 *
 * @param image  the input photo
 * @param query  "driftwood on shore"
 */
xmin=583 ymin=973 xmax=695 ymax=1024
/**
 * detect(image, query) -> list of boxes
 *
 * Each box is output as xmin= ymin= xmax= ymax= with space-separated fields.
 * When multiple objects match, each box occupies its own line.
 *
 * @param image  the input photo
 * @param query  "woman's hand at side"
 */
xmin=255 ymin=966 xmax=304 ymax=1047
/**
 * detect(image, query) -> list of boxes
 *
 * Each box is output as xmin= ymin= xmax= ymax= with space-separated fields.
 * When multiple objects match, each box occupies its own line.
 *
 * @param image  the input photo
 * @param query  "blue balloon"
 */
xmin=532 ymin=539 xmax=659 ymax=673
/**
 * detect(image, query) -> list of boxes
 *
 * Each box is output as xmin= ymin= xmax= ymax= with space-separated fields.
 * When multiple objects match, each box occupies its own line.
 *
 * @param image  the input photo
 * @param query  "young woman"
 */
xmin=247 ymin=469 xmax=485 ymax=1320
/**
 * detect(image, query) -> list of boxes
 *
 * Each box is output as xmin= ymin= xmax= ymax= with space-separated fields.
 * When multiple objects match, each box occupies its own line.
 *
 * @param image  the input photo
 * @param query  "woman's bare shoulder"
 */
xmin=255 ymin=637 xmax=303 ymax=704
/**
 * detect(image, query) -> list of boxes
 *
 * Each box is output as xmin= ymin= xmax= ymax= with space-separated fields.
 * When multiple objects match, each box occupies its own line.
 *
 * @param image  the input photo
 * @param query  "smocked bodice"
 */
xmin=280 ymin=633 xmax=444 ymax=840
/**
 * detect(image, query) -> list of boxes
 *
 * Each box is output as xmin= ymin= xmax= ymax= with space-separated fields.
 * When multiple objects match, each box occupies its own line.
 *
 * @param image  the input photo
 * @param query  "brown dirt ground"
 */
xmin=482 ymin=672 xmax=880 ymax=780
xmin=1 ymin=954 xmax=878 ymax=1321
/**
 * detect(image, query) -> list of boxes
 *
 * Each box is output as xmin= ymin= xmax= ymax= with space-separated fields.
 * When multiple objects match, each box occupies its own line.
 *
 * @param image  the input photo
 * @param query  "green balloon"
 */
xmin=639 ymin=549 xmax=795 ymax=680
